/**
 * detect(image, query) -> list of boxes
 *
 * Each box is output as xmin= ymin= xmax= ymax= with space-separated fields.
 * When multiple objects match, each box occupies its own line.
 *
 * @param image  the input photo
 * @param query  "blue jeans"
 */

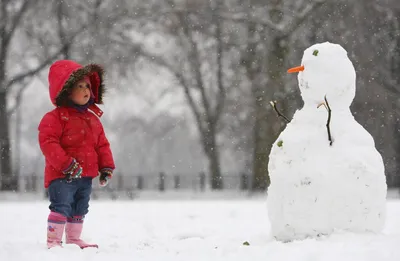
xmin=48 ymin=177 xmax=93 ymax=218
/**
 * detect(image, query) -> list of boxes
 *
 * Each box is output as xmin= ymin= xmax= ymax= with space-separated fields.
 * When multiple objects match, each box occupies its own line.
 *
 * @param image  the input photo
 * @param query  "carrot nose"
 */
xmin=287 ymin=65 xmax=305 ymax=73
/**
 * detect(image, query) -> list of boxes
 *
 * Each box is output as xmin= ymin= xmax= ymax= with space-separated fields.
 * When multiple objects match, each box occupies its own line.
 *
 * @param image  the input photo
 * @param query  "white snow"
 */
xmin=1 ymin=198 xmax=400 ymax=261
xmin=267 ymin=42 xmax=387 ymax=241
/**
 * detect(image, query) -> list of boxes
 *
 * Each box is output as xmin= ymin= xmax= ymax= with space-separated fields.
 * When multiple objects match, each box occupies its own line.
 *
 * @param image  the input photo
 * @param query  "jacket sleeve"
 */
xmin=96 ymin=124 xmax=115 ymax=171
xmin=38 ymin=111 xmax=73 ymax=172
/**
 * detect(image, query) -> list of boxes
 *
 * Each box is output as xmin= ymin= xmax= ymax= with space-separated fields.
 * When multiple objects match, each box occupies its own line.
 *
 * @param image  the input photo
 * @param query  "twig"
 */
xmin=270 ymin=101 xmax=291 ymax=123
xmin=317 ymin=102 xmax=327 ymax=110
xmin=324 ymin=96 xmax=333 ymax=146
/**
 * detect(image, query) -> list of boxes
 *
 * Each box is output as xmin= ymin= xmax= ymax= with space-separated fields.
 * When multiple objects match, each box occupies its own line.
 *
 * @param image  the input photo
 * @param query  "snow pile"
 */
xmin=267 ymin=42 xmax=387 ymax=242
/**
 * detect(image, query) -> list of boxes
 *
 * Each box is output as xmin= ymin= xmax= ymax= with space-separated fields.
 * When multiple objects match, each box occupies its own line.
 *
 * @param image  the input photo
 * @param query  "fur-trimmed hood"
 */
xmin=48 ymin=60 xmax=105 ymax=107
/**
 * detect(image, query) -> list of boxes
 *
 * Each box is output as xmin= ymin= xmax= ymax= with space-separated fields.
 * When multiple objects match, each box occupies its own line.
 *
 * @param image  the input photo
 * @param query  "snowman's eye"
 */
xmin=313 ymin=50 xmax=319 ymax=56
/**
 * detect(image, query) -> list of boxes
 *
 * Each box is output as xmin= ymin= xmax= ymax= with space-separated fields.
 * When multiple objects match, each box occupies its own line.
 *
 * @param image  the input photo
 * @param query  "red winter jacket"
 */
xmin=38 ymin=60 xmax=115 ymax=188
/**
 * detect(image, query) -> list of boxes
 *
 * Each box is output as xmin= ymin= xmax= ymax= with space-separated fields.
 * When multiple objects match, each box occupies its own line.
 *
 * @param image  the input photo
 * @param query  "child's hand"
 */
xmin=99 ymin=169 xmax=113 ymax=187
xmin=63 ymin=159 xmax=83 ymax=182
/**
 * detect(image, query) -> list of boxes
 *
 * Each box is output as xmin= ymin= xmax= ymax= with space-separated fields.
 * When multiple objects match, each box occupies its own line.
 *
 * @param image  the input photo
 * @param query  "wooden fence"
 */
xmin=21 ymin=172 xmax=252 ymax=194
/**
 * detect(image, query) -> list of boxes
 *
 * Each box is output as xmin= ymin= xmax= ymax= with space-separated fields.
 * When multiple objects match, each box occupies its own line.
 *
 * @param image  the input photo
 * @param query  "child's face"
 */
xmin=70 ymin=79 xmax=91 ymax=105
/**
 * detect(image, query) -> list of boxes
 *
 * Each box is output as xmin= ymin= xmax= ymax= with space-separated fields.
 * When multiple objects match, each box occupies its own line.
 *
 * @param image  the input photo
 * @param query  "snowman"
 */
xmin=266 ymin=42 xmax=387 ymax=242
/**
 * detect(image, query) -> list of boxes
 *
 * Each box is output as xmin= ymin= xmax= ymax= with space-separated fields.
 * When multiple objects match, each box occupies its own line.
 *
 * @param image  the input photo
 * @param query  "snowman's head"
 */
xmin=288 ymin=42 xmax=356 ymax=109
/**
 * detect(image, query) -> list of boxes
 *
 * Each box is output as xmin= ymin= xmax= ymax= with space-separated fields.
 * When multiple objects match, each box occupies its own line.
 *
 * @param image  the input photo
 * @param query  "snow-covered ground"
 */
xmin=1 ymin=197 xmax=400 ymax=261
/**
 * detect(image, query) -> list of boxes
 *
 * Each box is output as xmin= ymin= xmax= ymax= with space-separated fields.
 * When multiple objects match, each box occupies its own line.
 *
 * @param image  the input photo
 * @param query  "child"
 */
xmin=38 ymin=60 xmax=115 ymax=249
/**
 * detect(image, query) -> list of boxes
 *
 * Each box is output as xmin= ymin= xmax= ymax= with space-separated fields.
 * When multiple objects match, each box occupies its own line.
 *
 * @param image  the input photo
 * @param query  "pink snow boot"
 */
xmin=47 ymin=212 xmax=66 ymax=249
xmin=65 ymin=216 xmax=98 ymax=249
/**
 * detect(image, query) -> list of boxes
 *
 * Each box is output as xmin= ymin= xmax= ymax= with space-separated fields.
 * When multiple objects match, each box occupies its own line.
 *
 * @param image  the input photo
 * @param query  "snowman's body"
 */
xmin=267 ymin=42 xmax=387 ymax=242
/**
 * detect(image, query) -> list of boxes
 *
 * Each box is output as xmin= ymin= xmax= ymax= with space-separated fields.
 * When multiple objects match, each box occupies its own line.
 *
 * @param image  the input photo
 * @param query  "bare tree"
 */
xmin=226 ymin=0 xmax=325 ymax=190
xmin=121 ymin=0 xmax=326 ymax=190
xmin=111 ymin=0 xmax=231 ymax=189
xmin=0 ymin=0 xmax=39 ymax=190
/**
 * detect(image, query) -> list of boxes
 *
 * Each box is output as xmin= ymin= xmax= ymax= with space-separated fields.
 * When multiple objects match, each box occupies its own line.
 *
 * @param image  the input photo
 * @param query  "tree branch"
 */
xmin=135 ymin=5 xmax=282 ymax=40
xmin=7 ymin=82 xmax=29 ymax=116
xmin=180 ymin=73 xmax=207 ymax=135
xmin=270 ymin=100 xmax=291 ymax=123
xmin=5 ymin=46 xmax=64 ymax=88
xmin=179 ymin=13 xmax=213 ymax=131
xmin=219 ymin=11 xmax=283 ymax=32
xmin=0 ymin=1 xmax=10 ymax=67
xmin=5 ymin=24 xmax=88 ymax=88
xmin=4 ymin=0 xmax=31 ymax=47
xmin=0 ymin=1 xmax=8 ymax=39
xmin=212 ymin=2 xmax=226 ymax=125
xmin=324 ymin=96 xmax=333 ymax=146
xmin=144 ymin=52 xmax=205 ymax=135
xmin=56 ymin=1 xmax=67 ymax=43
xmin=109 ymin=35 xmax=206 ymax=134
xmin=283 ymin=0 xmax=325 ymax=36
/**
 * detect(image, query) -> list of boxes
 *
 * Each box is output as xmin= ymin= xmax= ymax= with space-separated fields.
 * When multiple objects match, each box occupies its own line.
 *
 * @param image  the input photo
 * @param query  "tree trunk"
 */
xmin=251 ymin=90 xmax=271 ymax=190
xmin=202 ymin=126 xmax=223 ymax=190
xmin=252 ymin=36 xmax=288 ymax=191
xmin=0 ymin=89 xmax=16 ymax=191
xmin=241 ymin=20 xmax=269 ymax=190
xmin=13 ymin=93 xmax=23 ymax=183
xmin=1 ymin=31 xmax=17 ymax=191
xmin=207 ymin=143 xmax=223 ymax=190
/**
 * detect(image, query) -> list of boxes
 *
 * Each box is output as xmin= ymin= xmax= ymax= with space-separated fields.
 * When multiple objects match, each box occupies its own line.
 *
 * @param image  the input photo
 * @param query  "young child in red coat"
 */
xmin=38 ymin=60 xmax=115 ymax=249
